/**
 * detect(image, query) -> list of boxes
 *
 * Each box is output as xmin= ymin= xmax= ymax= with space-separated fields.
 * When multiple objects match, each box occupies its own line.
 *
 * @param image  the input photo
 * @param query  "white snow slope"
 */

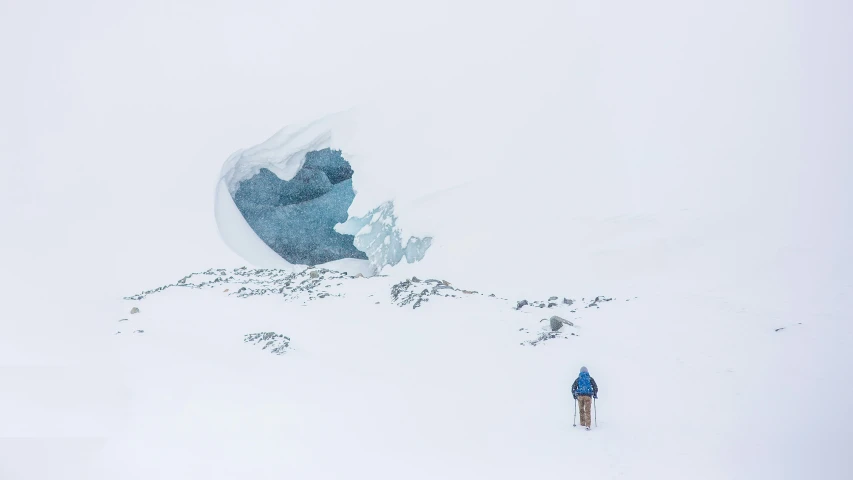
xmin=1 ymin=1 xmax=852 ymax=479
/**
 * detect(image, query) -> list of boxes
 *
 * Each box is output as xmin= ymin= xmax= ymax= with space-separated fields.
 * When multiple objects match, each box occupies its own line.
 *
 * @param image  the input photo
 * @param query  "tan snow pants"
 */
xmin=578 ymin=396 xmax=592 ymax=427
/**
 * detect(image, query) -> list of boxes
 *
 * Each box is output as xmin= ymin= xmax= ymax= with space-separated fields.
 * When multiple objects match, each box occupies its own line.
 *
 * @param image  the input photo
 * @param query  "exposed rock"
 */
xmin=244 ymin=332 xmax=291 ymax=355
xmin=130 ymin=307 xmax=140 ymax=314
xmin=524 ymin=331 xmax=561 ymax=347
xmin=548 ymin=296 xmax=558 ymax=301
xmin=390 ymin=278 xmax=474 ymax=309
xmin=124 ymin=269 xmax=623 ymax=348
xmin=588 ymin=296 xmax=614 ymax=308
xmin=549 ymin=315 xmax=573 ymax=331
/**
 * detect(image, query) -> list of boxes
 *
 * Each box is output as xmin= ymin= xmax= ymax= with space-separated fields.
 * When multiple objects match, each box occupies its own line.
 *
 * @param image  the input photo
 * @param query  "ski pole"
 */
xmin=594 ymin=397 xmax=598 ymax=427
xmin=573 ymin=398 xmax=577 ymax=427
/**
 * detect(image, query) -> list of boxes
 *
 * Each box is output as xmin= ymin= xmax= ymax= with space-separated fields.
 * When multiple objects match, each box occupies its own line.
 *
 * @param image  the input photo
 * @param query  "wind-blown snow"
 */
xmin=2 ymin=0 xmax=852 ymax=479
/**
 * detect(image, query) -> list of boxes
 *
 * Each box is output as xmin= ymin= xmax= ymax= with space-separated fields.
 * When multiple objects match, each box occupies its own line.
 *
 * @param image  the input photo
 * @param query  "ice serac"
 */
xmin=336 ymin=202 xmax=432 ymax=273
xmin=215 ymin=115 xmax=431 ymax=273
xmin=233 ymin=149 xmax=367 ymax=266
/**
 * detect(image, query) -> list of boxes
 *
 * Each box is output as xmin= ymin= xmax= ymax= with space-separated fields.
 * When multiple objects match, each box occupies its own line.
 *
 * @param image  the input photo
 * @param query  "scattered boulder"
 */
xmin=548 ymin=296 xmax=558 ymax=301
xmin=516 ymin=300 xmax=529 ymax=310
xmin=133 ymin=330 xmax=144 ymax=334
xmin=549 ymin=316 xmax=563 ymax=331
xmin=550 ymin=315 xmax=573 ymax=331
xmin=130 ymin=307 xmax=140 ymax=314
xmin=563 ymin=298 xmax=574 ymax=306
xmin=118 ymin=318 xmax=128 ymax=322
xmin=548 ymin=302 xmax=558 ymax=308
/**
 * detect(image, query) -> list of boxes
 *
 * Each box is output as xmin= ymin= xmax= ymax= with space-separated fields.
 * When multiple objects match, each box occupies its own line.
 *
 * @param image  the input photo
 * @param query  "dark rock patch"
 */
xmin=244 ymin=332 xmax=291 ymax=355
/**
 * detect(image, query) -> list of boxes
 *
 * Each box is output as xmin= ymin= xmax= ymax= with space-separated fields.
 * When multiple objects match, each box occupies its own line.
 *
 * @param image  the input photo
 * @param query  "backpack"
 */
xmin=576 ymin=372 xmax=593 ymax=395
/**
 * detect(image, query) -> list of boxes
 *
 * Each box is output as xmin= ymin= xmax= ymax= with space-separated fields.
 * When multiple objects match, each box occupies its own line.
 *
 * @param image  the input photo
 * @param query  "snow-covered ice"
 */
xmin=216 ymin=114 xmax=432 ymax=273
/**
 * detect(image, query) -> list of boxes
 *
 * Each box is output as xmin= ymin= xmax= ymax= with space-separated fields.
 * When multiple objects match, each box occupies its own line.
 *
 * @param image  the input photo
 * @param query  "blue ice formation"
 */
xmin=337 ymin=202 xmax=432 ymax=273
xmin=231 ymin=147 xmax=432 ymax=270
xmin=232 ymin=148 xmax=367 ymax=266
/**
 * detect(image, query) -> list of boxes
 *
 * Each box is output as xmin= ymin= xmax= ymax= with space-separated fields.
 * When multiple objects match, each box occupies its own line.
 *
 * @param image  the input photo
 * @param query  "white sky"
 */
xmin=1 ymin=0 xmax=851 ymax=317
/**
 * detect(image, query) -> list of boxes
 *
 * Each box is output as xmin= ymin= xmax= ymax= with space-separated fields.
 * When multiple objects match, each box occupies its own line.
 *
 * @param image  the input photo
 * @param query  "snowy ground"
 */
xmin=20 ymin=261 xmax=841 ymax=480
xmin=2 ymin=206 xmax=851 ymax=479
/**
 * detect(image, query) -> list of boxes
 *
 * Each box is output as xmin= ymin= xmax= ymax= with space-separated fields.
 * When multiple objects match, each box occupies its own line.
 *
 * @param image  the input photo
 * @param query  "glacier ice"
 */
xmin=337 ymin=202 xmax=432 ymax=273
xmin=232 ymin=149 xmax=366 ymax=266
xmin=216 ymin=117 xmax=431 ymax=273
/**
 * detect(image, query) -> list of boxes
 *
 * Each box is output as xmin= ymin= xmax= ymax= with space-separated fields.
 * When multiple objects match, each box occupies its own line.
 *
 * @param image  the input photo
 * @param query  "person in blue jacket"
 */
xmin=572 ymin=366 xmax=599 ymax=429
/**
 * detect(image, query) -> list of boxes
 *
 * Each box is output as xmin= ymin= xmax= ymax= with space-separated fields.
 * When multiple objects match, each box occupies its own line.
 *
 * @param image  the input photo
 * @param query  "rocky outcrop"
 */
xmin=124 ymin=267 xmax=623 ymax=349
xmin=390 ymin=278 xmax=459 ymax=309
xmin=586 ymin=296 xmax=613 ymax=309
xmin=244 ymin=332 xmax=291 ymax=355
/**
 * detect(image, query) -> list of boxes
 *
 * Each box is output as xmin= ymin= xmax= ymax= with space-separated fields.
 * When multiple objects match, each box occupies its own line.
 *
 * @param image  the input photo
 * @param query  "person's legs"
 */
xmin=577 ymin=398 xmax=584 ymax=426
xmin=580 ymin=396 xmax=592 ymax=427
